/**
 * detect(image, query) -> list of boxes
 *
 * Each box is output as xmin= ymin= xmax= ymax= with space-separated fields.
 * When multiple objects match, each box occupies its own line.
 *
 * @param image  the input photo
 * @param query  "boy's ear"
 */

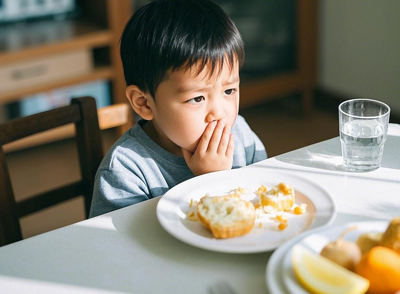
xmin=126 ymin=85 xmax=154 ymax=120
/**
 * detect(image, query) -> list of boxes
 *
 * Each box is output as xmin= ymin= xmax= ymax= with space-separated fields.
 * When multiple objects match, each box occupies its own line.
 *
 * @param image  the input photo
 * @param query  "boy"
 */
xmin=89 ymin=0 xmax=267 ymax=217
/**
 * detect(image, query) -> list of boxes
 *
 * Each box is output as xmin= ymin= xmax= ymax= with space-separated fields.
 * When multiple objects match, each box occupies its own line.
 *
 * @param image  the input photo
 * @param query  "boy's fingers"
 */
xmin=226 ymin=134 xmax=235 ymax=157
xmin=181 ymin=148 xmax=193 ymax=164
xmin=208 ymin=119 xmax=225 ymax=152
xmin=197 ymin=121 xmax=216 ymax=154
xmin=217 ymin=124 xmax=231 ymax=154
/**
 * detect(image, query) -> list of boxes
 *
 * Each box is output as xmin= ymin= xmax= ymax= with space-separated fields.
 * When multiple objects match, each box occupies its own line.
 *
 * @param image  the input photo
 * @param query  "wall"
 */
xmin=318 ymin=0 xmax=400 ymax=113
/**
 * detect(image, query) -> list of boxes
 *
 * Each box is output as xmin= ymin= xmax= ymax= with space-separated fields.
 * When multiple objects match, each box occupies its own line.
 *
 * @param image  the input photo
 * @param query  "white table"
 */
xmin=0 ymin=124 xmax=399 ymax=294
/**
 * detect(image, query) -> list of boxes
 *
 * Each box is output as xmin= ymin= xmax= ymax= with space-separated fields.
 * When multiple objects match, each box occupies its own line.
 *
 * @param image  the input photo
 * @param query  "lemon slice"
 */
xmin=292 ymin=245 xmax=369 ymax=294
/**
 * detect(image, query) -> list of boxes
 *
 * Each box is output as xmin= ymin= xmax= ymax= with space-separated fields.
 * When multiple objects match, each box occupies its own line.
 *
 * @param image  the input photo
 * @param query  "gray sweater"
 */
xmin=89 ymin=115 xmax=267 ymax=217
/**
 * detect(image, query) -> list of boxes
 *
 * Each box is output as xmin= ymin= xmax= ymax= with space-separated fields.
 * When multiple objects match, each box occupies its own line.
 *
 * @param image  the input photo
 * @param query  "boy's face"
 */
xmin=148 ymin=58 xmax=240 ymax=155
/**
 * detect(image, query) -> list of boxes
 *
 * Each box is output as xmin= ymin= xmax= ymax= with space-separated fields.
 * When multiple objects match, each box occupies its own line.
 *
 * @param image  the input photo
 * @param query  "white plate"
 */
xmin=266 ymin=221 xmax=389 ymax=294
xmin=156 ymin=167 xmax=336 ymax=254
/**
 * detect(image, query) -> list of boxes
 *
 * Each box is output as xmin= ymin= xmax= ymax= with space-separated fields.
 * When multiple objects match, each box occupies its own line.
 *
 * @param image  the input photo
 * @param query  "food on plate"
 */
xmin=275 ymin=213 xmax=288 ymax=230
xmin=278 ymin=222 xmax=288 ymax=231
xmin=196 ymin=194 xmax=256 ymax=239
xmin=294 ymin=203 xmax=307 ymax=215
xmin=236 ymin=187 xmax=252 ymax=194
xmin=259 ymin=182 xmax=295 ymax=212
xmin=356 ymin=232 xmax=383 ymax=254
xmin=275 ymin=213 xmax=288 ymax=223
xmin=292 ymin=245 xmax=370 ymax=294
xmin=355 ymin=246 xmax=400 ymax=294
xmin=320 ymin=226 xmax=362 ymax=271
xmin=292 ymin=218 xmax=400 ymax=294
xmin=186 ymin=210 xmax=198 ymax=221
xmin=187 ymin=181 xmax=306 ymax=236
xmin=380 ymin=217 xmax=400 ymax=254
xmin=189 ymin=198 xmax=197 ymax=208
xmin=256 ymin=184 xmax=267 ymax=194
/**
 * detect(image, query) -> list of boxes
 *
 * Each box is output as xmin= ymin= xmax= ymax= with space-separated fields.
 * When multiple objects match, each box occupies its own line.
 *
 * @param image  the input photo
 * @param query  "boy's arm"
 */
xmin=89 ymin=169 xmax=150 ymax=217
xmin=182 ymin=118 xmax=234 ymax=176
xmin=238 ymin=115 xmax=267 ymax=165
xmin=248 ymin=134 xmax=267 ymax=164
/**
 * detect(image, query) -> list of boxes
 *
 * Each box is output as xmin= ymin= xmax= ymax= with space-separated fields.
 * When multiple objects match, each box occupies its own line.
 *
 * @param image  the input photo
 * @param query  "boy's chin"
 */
xmin=181 ymin=147 xmax=195 ymax=155
xmin=182 ymin=140 xmax=201 ymax=154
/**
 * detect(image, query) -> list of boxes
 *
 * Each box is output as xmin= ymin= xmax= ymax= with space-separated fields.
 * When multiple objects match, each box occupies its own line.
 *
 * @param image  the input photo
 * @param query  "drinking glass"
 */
xmin=339 ymin=99 xmax=390 ymax=172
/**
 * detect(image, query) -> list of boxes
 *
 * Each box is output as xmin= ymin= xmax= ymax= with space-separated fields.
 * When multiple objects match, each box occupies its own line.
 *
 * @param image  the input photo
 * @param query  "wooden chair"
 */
xmin=0 ymin=97 xmax=129 ymax=246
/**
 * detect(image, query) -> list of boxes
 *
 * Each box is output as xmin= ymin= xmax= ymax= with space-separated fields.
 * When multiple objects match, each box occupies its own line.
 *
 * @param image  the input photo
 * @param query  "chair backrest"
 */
xmin=0 ymin=97 xmax=104 ymax=246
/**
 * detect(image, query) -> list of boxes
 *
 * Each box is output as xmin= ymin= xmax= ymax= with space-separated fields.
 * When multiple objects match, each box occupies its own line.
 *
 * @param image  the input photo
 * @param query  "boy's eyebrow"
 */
xmin=223 ymin=76 xmax=240 ymax=86
xmin=177 ymin=85 xmax=206 ymax=94
xmin=177 ymin=76 xmax=240 ymax=93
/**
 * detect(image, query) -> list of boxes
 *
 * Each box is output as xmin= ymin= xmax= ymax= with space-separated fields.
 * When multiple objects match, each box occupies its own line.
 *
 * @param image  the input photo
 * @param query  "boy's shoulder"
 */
xmin=235 ymin=114 xmax=247 ymax=125
xmin=232 ymin=114 xmax=252 ymax=134
xmin=100 ymin=122 xmax=150 ymax=169
xmin=101 ymin=120 xmax=186 ymax=171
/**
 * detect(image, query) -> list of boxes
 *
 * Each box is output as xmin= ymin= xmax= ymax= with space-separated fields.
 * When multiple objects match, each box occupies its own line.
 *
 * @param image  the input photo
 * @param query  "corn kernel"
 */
xmin=278 ymin=222 xmax=288 ymax=230
xmin=278 ymin=182 xmax=291 ymax=195
xmin=276 ymin=214 xmax=288 ymax=222
xmin=294 ymin=204 xmax=307 ymax=215
xmin=257 ymin=185 xmax=267 ymax=194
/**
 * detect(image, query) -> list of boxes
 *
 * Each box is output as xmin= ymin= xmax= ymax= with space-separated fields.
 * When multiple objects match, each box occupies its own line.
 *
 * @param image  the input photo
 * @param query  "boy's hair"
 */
xmin=120 ymin=0 xmax=245 ymax=99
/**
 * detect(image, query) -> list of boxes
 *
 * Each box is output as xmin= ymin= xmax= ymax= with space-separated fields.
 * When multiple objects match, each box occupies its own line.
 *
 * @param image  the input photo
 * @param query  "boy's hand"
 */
xmin=182 ymin=118 xmax=234 ymax=176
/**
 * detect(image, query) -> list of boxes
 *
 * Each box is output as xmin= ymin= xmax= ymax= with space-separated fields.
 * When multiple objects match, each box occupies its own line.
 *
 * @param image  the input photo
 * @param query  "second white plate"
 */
xmin=156 ymin=167 xmax=336 ymax=253
xmin=266 ymin=221 xmax=389 ymax=293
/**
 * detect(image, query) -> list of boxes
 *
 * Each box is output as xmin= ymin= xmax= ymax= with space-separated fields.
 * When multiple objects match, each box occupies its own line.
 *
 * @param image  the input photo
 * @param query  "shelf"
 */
xmin=0 ymin=66 xmax=115 ymax=105
xmin=240 ymin=71 xmax=304 ymax=107
xmin=0 ymin=18 xmax=113 ymax=65
xmin=0 ymin=0 xmax=134 ymax=148
xmin=238 ymin=0 xmax=318 ymax=114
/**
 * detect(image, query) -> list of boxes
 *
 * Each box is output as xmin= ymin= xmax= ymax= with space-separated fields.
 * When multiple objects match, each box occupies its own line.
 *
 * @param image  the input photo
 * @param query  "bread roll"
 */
xmin=196 ymin=195 xmax=256 ymax=239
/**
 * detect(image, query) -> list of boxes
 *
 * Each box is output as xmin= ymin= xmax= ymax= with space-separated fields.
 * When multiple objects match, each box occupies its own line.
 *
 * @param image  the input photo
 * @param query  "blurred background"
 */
xmin=1 ymin=0 xmax=399 ymax=238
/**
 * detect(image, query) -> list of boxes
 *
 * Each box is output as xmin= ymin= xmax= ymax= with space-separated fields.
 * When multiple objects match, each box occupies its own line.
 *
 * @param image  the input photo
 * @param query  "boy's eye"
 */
xmin=225 ymin=88 xmax=236 ymax=95
xmin=186 ymin=96 xmax=204 ymax=104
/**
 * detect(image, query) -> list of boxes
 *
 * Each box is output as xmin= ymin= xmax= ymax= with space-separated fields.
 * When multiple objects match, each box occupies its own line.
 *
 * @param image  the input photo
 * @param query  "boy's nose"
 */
xmin=206 ymin=105 xmax=225 ymax=123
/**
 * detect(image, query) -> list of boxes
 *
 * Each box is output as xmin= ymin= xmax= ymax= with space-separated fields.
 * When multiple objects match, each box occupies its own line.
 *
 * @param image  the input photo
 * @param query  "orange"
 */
xmin=355 ymin=246 xmax=400 ymax=294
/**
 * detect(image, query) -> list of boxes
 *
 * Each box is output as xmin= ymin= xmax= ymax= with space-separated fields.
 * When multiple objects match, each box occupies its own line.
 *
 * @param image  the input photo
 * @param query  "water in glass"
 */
xmin=340 ymin=119 xmax=385 ymax=171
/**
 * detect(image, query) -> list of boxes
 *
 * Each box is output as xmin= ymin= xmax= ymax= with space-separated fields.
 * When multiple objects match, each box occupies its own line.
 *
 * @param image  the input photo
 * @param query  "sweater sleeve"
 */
xmin=89 ymin=168 xmax=150 ymax=217
xmin=249 ymin=132 xmax=267 ymax=164
xmin=235 ymin=115 xmax=267 ymax=165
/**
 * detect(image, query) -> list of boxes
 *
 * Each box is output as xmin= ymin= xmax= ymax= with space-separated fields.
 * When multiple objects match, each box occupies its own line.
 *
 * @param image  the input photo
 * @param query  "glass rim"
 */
xmin=338 ymin=98 xmax=391 ymax=119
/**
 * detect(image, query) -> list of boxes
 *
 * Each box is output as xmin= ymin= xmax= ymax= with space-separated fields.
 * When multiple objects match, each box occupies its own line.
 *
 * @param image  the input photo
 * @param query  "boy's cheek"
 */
xmin=185 ymin=137 xmax=202 ymax=153
xmin=184 ymin=128 xmax=209 ymax=153
xmin=176 ymin=122 xmax=209 ymax=152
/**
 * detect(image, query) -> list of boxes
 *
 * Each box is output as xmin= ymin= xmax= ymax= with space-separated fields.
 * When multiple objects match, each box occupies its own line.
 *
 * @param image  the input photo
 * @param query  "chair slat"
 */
xmin=17 ymin=181 xmax=85 ymax=217
xmin=0 ymin=105 xmax=81 ymax=145
xmin=0 ymin=96 xmax=107 ymax=246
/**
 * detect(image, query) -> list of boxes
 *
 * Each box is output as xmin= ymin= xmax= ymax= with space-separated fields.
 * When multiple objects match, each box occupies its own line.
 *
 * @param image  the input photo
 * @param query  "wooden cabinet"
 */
xmin=229 ymin=0 xmax=319 ymax=113
xmin=0 ymin=0 xmax=134 ymax=143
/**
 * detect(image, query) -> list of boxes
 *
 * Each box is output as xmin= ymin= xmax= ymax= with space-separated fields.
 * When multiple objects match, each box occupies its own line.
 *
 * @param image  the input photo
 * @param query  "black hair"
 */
xmin=120 ymin=0 xmax=244 ymax=98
